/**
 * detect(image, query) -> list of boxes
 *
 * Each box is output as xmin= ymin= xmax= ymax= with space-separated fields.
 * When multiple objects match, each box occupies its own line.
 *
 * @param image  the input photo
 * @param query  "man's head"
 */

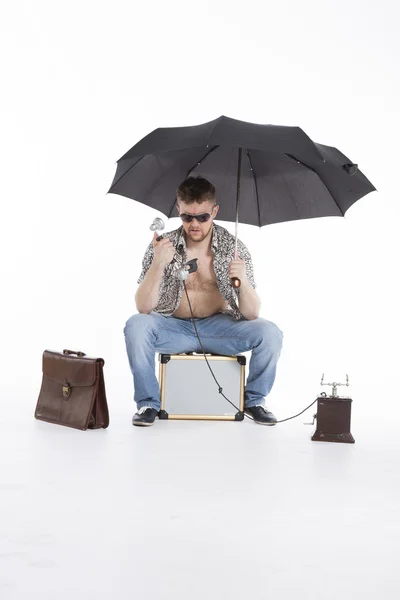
xmin=176 ymin=177 xmax=219 ymax=243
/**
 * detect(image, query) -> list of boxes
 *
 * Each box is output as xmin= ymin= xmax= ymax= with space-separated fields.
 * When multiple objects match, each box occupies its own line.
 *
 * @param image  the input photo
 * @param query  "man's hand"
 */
xmin=228 ymin=259 xmax=248 ymax=286
xmin=153 ymin=232 xmax=175 ymax=267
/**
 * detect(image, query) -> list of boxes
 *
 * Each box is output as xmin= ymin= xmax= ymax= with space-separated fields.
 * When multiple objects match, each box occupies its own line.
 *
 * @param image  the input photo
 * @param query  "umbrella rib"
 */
xmin=108 ymin=156 xmax=144 ymax=192
xmin=184 ymin=145 xmax=219 ymax=179
xmin=285 ymin=154 xmax=344 ymax=216
xmin=166 ymin=145 xmax=219 ymax=218
xmin=246 ymin=150 xmax=261 ymax=227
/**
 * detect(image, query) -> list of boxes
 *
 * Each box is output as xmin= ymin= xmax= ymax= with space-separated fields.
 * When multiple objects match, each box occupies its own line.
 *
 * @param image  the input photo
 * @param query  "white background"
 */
xmin=1 ymin=2 xmax=400 ymax=599
xmin=1 ymin=0 xmax=399 ymax=419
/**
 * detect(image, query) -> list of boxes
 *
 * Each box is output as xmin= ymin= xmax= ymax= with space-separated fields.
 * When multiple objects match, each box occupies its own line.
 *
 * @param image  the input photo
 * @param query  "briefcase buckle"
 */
xmin=62 ymin=384 xmax=71 ymax=399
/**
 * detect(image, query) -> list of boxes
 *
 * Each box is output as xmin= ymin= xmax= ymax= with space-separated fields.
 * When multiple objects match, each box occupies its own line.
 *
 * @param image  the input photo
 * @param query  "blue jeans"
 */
xmin=124 ymin=312 xmax=283 ymax=411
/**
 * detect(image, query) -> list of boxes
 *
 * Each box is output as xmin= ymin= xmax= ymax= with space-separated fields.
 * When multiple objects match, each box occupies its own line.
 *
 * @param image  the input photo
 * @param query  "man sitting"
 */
xmin=124 ymin=176 xmax=283 ymax=426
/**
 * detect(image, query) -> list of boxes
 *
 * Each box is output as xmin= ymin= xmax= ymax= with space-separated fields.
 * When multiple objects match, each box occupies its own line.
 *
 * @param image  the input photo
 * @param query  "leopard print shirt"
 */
xmin=137 ymin=223 xmax=257 ymax=320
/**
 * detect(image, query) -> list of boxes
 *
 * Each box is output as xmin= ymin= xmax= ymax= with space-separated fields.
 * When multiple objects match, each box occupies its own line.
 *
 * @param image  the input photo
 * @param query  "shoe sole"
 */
xmin=132 ymin=421 xmax=155 ymax=427
xmin=245 ymin=412 xmax=277 ymax=426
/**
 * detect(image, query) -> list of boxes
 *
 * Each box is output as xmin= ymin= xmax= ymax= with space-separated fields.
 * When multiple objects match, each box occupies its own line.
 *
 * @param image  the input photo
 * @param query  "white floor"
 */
xmin=1 ymin=399 xmax=400 ymax=600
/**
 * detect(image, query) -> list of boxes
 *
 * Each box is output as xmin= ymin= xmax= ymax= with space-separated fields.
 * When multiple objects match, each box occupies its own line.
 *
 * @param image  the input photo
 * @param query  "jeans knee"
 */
xmin=124 ymin=313 xmax=156 ymax=339
xmin=257 ymin=318 xmax=283 ymax=353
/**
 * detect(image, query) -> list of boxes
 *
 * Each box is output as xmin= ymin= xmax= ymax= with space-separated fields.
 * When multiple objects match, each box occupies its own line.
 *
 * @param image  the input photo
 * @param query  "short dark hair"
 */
xmin=177 ymin=176 xmax=216 ymax=204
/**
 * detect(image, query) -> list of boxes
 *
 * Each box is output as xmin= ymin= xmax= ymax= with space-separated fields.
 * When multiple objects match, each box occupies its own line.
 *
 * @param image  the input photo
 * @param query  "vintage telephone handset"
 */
xmin=150 ymin=218 xmax=198 ymax=280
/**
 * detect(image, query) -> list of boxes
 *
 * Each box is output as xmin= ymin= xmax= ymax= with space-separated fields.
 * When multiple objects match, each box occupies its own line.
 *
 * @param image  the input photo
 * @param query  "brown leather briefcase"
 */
xmin=34 ymin=349 xmax=109 ymax=430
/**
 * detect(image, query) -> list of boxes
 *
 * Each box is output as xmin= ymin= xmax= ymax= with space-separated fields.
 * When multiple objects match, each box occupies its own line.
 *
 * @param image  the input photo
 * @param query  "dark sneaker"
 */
xmin=132 ymin=407 xmax=159 ymax=427
xmin=245 ymin=405 xmax=277 ymax=426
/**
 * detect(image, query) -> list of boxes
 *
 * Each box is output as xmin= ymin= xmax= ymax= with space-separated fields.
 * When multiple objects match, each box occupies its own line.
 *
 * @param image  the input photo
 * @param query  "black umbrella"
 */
xmin=108 ymin=115 xmax=376 ymax=285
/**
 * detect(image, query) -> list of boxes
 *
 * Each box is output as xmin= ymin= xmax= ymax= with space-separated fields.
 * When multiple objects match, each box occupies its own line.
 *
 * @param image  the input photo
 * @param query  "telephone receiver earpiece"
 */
xmin=150 ymin=217 xmax=165 ymax=232
xmin=150 ymin=218 xmax=165 ymax=240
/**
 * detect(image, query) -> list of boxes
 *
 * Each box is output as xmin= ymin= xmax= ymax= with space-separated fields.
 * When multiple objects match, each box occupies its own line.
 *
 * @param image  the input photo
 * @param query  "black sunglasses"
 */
xmin=179 ymin=205 xmax=217 ymax=224
xmin=180 ymin=213 xmax=211 ymax=224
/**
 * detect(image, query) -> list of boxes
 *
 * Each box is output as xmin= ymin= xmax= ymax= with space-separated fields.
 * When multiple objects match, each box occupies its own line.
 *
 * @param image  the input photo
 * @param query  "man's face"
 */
xmin=176 ymin=198 xmax=219 ymax=243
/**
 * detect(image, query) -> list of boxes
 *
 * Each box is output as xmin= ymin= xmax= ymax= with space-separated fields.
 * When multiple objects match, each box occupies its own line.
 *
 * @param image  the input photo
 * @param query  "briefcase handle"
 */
xmin=63 ymin=349 xmax=86 ymax=357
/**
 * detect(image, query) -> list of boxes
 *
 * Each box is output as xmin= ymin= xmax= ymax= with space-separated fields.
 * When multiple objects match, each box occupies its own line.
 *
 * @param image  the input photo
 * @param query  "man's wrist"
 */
xmin=152 ymin=258 xmax=168 ymax=271
xmin=238 ymin=279 xmax=252 ymax=291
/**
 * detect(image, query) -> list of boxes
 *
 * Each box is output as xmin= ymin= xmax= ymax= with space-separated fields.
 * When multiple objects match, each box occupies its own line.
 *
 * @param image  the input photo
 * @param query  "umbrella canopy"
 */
xmin=108 ymin=115 xmax=376 ymax=227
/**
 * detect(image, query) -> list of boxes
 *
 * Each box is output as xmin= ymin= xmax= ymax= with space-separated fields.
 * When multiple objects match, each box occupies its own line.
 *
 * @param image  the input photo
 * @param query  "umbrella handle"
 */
xmin=231 ymin=277 xmax=241 ymax=288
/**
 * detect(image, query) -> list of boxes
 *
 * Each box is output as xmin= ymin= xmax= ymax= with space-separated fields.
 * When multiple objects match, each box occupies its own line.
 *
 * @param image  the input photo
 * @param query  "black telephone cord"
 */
xmin=183 ymin=282 xmax=318 ymax=424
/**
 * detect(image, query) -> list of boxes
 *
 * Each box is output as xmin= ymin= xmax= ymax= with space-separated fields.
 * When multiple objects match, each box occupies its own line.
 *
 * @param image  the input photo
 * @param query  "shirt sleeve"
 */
xmin=237 ymin=239 xmax=256 ymax=288
xmin=137 ymin=241 xmax=155 ymax=285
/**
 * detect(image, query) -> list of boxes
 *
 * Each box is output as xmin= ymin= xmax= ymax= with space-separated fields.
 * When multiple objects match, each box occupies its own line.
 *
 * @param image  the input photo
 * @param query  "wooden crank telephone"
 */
xmin=306 ymin=374 xmax=355 ymax=444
